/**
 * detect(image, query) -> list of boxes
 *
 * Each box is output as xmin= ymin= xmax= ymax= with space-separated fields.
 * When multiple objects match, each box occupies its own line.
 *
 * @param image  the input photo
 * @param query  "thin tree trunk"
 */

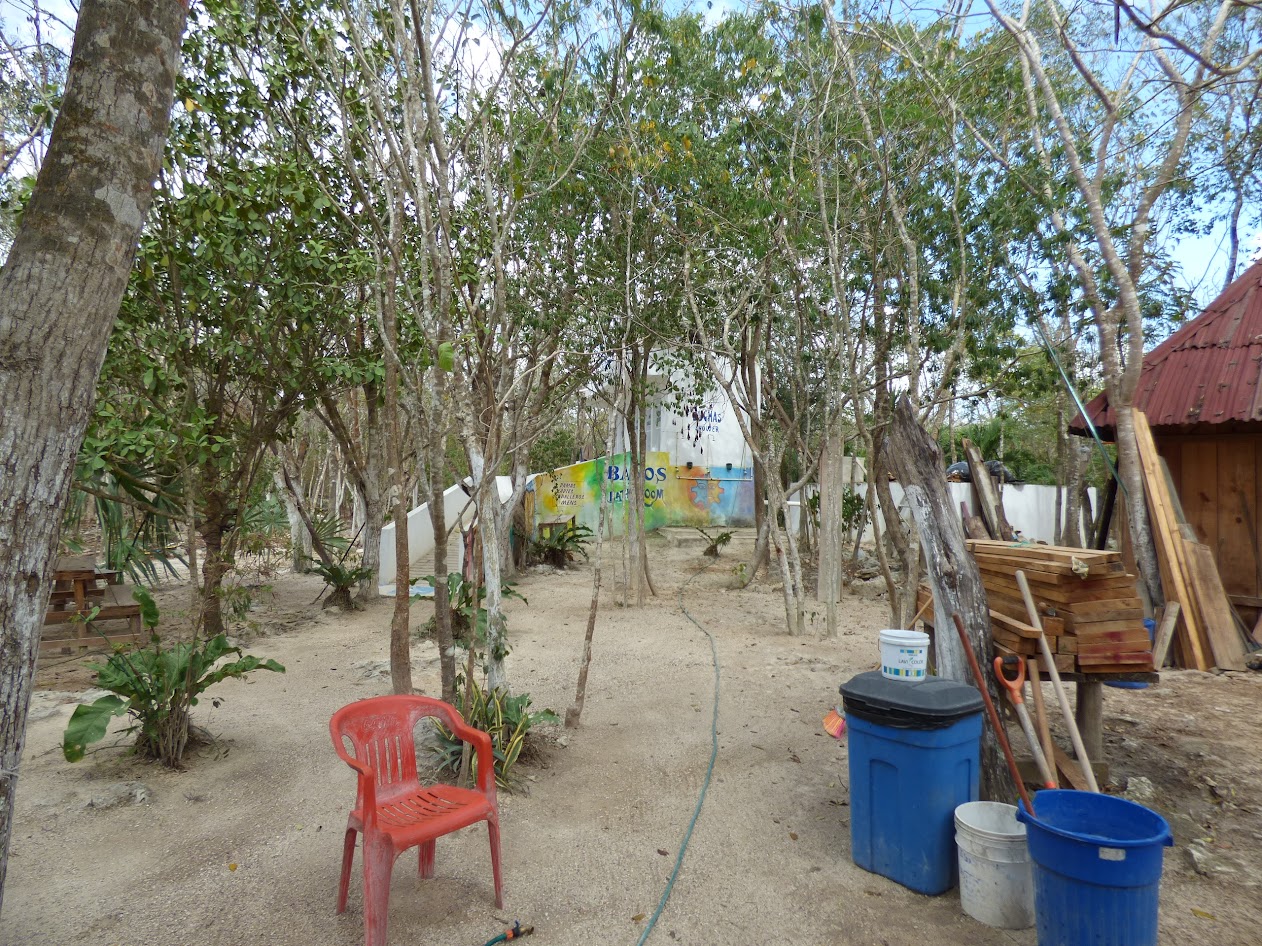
xmin=383 ymin=266 xmax=412 ymax=694
xmin=199 ymin=520 xmax=229 ymax=637
xmin=566 ymin=394 xmax=620 ymax=729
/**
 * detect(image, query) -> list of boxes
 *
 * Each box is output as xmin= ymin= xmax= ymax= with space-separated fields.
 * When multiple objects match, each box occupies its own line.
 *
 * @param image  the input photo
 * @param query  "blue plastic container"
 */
xmin=841 ymin=672 xmax=984 ymax=895
xmin=1017 ymin=790 xmax=1173 ymax=946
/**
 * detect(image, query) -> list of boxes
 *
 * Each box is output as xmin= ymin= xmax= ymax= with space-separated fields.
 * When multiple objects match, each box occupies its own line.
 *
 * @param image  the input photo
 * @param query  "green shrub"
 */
xmin=312 ymin=558 xmax=374 ymax=610
xmin=695 ymin=526 xmax=734 ymax=557
xmin=417 ymin=572 xmax=526 ymax=651
xmin=63 ymin=589 xmax=284 ymax=768
xmin=432 ymin=675 xmax=559 ymax=790
xmin=530 ymin=523 xmax=593 ymax=568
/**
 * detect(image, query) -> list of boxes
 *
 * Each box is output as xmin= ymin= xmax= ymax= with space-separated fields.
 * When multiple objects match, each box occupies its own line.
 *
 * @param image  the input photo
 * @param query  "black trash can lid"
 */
xmin=840 ymin=670 xmax=984 ymax=729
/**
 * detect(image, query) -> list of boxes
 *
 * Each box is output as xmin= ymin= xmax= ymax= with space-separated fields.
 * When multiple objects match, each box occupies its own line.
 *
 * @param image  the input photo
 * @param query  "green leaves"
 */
xmin=62 ymin=696 xmax=128 ymax=763
xmin=61 ymin=629 xmax=285 ymax=765
xmin=437 ymin=341 xmax=456 ymax=372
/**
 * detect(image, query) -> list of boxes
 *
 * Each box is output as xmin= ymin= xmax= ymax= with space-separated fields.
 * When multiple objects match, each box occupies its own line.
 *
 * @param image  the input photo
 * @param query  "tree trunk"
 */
xmin=0 ymin=10 xmax=187 ymax=903
xmin=818 ymin=425 xmax=844 ymax=637
xmin=198 ymin=521 xmax=229 ymax=637
xmin=883 ymin=396 xmax=1015 ymax=803
xmin=355 ymin=395 xmax=386 ymax=603
xmin=474 ymin=475 xmax=510 ymax=693
xmin=427 ymin=468 xmax=456 ymax=705
xmin=1114 ymin=408 xmax=1164 ymax=609
xmin=566 ymin=396 xmax=619 ymax=729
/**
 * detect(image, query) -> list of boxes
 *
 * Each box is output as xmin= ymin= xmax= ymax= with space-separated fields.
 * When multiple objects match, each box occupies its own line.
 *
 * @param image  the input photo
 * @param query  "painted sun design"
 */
xmin=689 ymin=479 xmax=725 ymax=508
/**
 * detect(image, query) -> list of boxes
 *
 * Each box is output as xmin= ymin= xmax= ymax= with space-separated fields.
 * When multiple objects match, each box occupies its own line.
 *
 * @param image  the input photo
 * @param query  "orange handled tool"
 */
xmin=995 ymin=656 xmax=1056 ymax=790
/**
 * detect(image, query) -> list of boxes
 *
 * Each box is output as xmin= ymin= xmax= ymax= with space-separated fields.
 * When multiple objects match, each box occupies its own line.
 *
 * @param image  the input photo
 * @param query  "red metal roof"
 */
xmin=1070 ymin=257 xmax=1262 ymax=437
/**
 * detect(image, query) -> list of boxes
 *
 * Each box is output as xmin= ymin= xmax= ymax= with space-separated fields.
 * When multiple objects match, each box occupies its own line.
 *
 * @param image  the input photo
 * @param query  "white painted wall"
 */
xmin=787 ymin=481 xmax=1099 ymax=546
xmin=612 ymin=355 xmax=753 ymax=470
xmin=377 ymin=476 xmax=515 ymax=592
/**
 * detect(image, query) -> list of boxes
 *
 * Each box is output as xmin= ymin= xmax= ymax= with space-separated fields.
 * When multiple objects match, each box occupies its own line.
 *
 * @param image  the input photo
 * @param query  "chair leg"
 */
xmin=418 ymin=839 xmax=435 ymax=878
xmin=488 ymin=819 xmax=504 ymax=909
xmin=362 ymin=840 xmax=396 ymax=946
xmin=337 ymin=828 xmax=357 ymax=914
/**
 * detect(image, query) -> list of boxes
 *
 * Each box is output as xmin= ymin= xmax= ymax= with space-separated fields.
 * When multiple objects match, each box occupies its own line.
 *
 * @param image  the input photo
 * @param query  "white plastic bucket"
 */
xmin=954 ymin=801 xmax=1035 ymax=930
xmin=878 ymin=629 xmax=929 ymax=680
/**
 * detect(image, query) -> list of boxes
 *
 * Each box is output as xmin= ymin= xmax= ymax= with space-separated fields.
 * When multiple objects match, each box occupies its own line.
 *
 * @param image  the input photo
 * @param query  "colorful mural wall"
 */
xmin=531 ymin=451 xmax=755 ymax=534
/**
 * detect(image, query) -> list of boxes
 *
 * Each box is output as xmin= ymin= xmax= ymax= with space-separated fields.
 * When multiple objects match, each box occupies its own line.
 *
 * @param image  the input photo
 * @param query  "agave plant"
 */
xmin=431 ymin=675 xmax=558 ymax=790
xmin=531 ymin=523 xmax=594 ymax=568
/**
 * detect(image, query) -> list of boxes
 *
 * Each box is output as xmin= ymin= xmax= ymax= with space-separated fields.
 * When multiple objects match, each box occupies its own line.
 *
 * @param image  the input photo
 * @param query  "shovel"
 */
xmin=995 ymin=655 xmax=1056 ymax=790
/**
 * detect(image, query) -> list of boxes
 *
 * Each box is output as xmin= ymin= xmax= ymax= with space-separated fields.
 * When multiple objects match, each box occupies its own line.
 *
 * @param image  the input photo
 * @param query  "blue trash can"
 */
xmin=1017 ymin=790 xmax=1173 ymax=946
xmin=840 ymin=671 xmax=984 ymax=894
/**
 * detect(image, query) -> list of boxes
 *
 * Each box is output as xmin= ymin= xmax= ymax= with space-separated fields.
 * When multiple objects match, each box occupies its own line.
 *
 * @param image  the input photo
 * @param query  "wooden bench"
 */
xmin=42 ymin=583 xmax=146 ymax=657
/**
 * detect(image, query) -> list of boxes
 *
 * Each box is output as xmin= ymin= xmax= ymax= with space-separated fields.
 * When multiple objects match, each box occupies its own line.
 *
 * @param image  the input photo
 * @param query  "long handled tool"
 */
xmin=1027 ymin=658 xmax=1058 ymax=788
xmin=951 ymin=612 xmax=1036 ymax=816
xmin=995 ymin=656 xmax=1056 ymax=789
xmin=1015 ymin=570 xmax=1100 ymax=792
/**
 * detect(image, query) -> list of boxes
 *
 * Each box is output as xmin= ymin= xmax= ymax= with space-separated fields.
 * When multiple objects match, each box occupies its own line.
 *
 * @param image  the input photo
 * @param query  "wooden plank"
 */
xmin=1058 ymin=595 xmax=1148 ymax=615
xmin=978 ymin=571 xmax=1140 ymax=605
xmin=1078 ymin=664 xmax=1158 ymax=676
xmin=1075 ymin=655 xmax=1155 ymax=671
xmin=989 ymin=610 xmax=1045 ymax=639
xmin=970 ymin=553 xmax=1126 ymax=581
xmin=1052 ymin=744 xmax=1091 ymax=791
xmin=1057 ymin=635 xmax=1079 ymax=654
xmin=1075 ymin=630 xmax=1155 ymax=645
xmin=1065 ymin=617 xmax=1147 ymax=635
xmin=960 ymin=501 xmax=989 ymax=541
xmin=1180 ymin=439 xmax=1217 ymax=548
xmin=963 ymin=440 xmax=1015 ymax=541
xmin=974 ymin=563 xmax=1136 ymax=592
xmin=1185 ymin=540 xmax=1248 ymax=671
xmin=995 ymin=640 xmax=1073 ymax=673
xmin=1217 ymin=439 xmax=1257 ymax=598
xmin=1151 ymin=602 xmax=1181 ymax=667
xmin=967 ymin=540 xmax=1121 ymax=566
xmin=1133 ymin=411 xmax=1210 ymax=670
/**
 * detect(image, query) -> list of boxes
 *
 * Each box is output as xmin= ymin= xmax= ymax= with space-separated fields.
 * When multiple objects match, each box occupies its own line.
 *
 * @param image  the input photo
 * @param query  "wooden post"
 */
xmin=883 ymin=396 xmax=1016 ymax=802
xmin=1074 ymin=679 xmax=1105 ymax=762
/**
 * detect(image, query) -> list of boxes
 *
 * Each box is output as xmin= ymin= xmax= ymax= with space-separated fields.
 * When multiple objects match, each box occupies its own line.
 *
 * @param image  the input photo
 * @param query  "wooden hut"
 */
xmin=1070 ymin=258 xmax=1262 ymax=626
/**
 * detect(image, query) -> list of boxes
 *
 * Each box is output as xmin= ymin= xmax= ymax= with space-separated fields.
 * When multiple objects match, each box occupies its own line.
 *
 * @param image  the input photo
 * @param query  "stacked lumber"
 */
xmin=918 ymin=540 xmax=1154 ymax=674
xmin=967 ymin=540 xmax=1153 ymax=673
xmin=915 ymin=583 xmax=1075 ymax=674
xmin=1133 ymin=412 xmax=1246 ymax=671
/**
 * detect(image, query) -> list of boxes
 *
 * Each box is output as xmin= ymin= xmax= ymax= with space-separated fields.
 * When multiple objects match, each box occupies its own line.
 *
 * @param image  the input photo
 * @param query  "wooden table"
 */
xmin=42 ymin=556 xmax=142 ymax=656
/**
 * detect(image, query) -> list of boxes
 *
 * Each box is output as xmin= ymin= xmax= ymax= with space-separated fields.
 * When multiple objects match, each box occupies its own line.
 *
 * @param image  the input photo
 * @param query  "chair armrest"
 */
xmin=464 ymin=727 xmax=497 ymax=800
xmin=336 ymin=751 xmax=378 ymax=825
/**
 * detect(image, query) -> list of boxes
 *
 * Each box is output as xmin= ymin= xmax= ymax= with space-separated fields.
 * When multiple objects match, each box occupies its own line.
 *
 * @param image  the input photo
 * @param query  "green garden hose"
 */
xmin=482 ymin=920 xmax=533 ymax=945
xmin=635 ymin=562 xmax=721 ymax=946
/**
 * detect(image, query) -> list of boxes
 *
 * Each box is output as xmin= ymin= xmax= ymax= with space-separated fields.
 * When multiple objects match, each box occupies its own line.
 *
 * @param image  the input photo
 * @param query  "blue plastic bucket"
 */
xmin=1017 ymin=791 xmax=1172 ymax=946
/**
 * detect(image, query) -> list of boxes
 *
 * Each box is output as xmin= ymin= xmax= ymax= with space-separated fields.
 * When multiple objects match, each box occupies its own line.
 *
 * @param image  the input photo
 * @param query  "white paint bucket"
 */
xmin=954 ymin=801 xmax=1035 ymax=930
xmin=878 ymin=629 xmax=929 ymax=680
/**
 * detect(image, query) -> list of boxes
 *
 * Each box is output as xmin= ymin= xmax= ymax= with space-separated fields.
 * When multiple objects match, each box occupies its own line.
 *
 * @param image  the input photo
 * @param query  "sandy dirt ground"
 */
xmin=3 ymin=530 xmax=1260 ymax=946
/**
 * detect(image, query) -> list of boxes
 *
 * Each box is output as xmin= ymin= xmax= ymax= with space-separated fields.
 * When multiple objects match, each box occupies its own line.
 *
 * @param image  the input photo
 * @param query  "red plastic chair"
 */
xmin=330 ymin=695 xmax=503 ymax=946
